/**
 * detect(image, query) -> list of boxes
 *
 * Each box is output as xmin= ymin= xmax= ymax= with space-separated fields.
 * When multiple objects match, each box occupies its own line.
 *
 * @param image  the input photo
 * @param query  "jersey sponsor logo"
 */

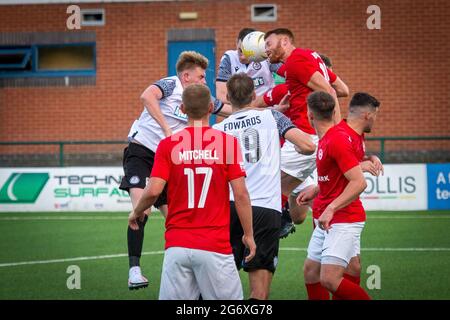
xmin=129 ymin=176 xmax=140 ymax=185
xmin=173 ymin=105 xmax=188 ymax=120
xmin=252 ymin=62 xmax=262 ymax=70
xmin=318 ymin=175 xmax=330 ymax=182
xmin=253 ymin=77 xmax=264 ymax=88
xmin=0 ymin=172 xmax=49 ymax=204
xmin=222 ymin=116 xmax=262 ymax=131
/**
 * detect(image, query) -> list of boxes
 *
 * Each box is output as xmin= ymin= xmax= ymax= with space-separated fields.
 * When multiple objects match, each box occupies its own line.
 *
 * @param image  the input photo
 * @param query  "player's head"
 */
xmin=237 ymin=28 xmax=256 ymax=64
xmin=319 ymin=53 xmax=332 ymax=69
xmin=226 ymin=73 xmax=255 ymax=109
xmin=176 ymin=51 xmax=208 ymax=86
xmin=348 ymin=92 xmax=381 ymax=133
xmin=181 ymin=84 xmax=213 ymax=120
xmin=306 ymin=91 xmax=336 ymax=127
xmin=264 ymin=28 xmax=295 ymax=63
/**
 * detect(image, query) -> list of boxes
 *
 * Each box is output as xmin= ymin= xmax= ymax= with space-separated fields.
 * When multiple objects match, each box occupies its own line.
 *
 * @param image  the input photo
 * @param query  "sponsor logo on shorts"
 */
xmin=129 ymin=176 xmax=140 ymax=185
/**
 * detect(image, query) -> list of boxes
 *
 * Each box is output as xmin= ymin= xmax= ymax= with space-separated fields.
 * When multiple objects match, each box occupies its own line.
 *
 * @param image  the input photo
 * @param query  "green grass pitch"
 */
xmin=0 ymin=211 xmax=449 ymax=300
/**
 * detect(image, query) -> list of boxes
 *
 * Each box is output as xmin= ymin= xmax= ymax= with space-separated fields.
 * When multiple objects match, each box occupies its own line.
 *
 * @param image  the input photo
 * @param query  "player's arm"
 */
xmin=318 ymin=166 xmax=367 ymax=231
xmin=297 ymin=184 xmax=320 ymax=206
xmin=128 ymin=177 xmax=166 ymax=230
xmin=271 ymin=109 xmax=316 ymax=155
xmin=216 ymin=81 xmax=229 ymax=105
xmin=307 ymin=72 xmax=342 ymax=123
xmin=211 ymin=96 xmax=232 ymax=117
xmin=251 ymin=83 xmax=289 ymax=110
xmin=230 ymin=177 xmax=256 ymax=263
xmin=215 ymin=53 xmax=232 ymax=105
xmin=331 ymin=76 xmax=349 ymax=98
xmin=361 ymin=154 xmax=384 ymax=176
xmin=285 ymin=128 xmax=315 ymax=155
xmin=140 ymin=84 xmax=172 ymax=137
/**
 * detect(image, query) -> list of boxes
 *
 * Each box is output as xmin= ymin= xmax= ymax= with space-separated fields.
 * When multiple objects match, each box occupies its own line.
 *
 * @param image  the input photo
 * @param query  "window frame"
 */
xmin=0 ymin=42 xmax=96 ymax=78
xmin=251 ymin=4 xmax=278 ymax=22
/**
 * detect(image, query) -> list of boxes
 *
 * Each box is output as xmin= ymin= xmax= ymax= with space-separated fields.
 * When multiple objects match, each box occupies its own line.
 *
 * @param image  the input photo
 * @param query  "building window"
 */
xmin=251 ymin=4 xmax=277 ymax=22
xmin=0 ymin=43 xmax=96 ymax=78
xmin=81 ymin=9 xmax=105 ymax=27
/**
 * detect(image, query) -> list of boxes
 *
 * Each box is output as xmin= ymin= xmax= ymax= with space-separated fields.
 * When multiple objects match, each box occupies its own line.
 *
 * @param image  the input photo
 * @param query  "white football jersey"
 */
xmin=213 ymin=108 xmax=296 ymax=212
xmin=128 ymin=76 xmax=223 ymax=152
xmin=217 ymin=50 xmax=278 ymax=96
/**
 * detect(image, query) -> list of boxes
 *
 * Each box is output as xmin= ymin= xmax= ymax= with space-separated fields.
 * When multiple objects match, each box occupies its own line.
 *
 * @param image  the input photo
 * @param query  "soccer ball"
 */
xmin=241 ymin=31 xmax=268 ymax=63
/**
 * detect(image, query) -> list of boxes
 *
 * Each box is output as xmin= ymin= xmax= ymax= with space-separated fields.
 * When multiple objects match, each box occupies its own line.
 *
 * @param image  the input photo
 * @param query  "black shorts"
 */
xmin=119 ymin=142 xmax=167 ymax=208
xmin=230 ymin=202 xmax=281 ymax=273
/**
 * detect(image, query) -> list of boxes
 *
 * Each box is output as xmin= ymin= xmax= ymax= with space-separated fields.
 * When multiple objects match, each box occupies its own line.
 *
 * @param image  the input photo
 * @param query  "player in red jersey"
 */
xmin=298 ymin=91 xmax=375 ymax=300
xmin=298 ymin=92 xmax=382 ymax=299
xmin=330 ymin=93 xmax=383 ymax=298
xmin=261 ymin=29 xmax=349 ymax=233
xmin=128 ymin=84 xmax=256 ymax=300
xmin=253 ymin=53 xmax=349 ymax=228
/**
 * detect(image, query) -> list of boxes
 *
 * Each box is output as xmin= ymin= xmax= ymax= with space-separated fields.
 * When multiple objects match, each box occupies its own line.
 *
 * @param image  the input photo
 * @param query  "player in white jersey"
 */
xmin=216 ymin=28 xmax=282 ymax=105
xmin=119 ymin=51 xmax=228 ymax=290
xmin=213 ymin=74 xmax=315 ymax=299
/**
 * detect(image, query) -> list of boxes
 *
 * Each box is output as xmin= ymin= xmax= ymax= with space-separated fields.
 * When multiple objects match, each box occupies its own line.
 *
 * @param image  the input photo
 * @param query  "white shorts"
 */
xmin=159 ymin=247 xmax=243 ymax=300
xmin=280 ymin=135 xmax=319 ymax=182
xmin=307 ymin=219 xmax=365 ymax=268
xmin=292 ymin=169 xmax=317 ymax=196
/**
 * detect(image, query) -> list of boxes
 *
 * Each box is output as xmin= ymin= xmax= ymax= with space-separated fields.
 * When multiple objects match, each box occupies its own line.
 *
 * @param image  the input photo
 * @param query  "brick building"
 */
xmin=0 ymin=0 xmax=449 ymax=165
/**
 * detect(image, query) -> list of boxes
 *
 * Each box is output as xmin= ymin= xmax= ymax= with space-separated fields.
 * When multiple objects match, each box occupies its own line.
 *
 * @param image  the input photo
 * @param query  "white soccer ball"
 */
xmin=241 ymin=31 xmax=268 ymax=63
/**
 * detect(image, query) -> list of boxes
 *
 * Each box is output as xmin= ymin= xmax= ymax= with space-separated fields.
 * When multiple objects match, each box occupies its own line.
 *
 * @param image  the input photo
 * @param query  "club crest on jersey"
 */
xmin=252 ymin=62 xmax=262 ymax=70
xmin=318 ymin=149 xmax=323 ymax=160
xmin=129 ymin=176 xmax=140 ymax=185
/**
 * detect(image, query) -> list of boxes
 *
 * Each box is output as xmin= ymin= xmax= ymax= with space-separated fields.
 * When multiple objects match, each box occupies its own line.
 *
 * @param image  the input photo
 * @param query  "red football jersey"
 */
xmin=151 ymin=126 xmax=246 ymax=254
xmin=284 ymin=48 xmax=337 ymax=134
xmin=336 ymin=120 xmax=366 ymax=162
xmin=312 ymin=124 xmax=365 ymax=225
xmin=263 ymin=83 xmax=288 ymax=106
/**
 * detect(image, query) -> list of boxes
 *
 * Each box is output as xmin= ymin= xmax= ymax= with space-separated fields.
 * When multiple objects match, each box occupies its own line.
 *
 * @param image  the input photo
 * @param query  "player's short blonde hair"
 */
xmin=182 ymin=84 xmax=211 ymax=120
xmin=176 ymin=51 xmax=209 ymax=75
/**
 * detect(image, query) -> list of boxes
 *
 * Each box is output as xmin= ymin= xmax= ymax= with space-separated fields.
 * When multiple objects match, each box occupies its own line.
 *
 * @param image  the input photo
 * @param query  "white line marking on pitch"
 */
xmin=1 ymin=247 xmax=449 ymax=268
xmin=0 ymin=251 xmax=164 ymax=268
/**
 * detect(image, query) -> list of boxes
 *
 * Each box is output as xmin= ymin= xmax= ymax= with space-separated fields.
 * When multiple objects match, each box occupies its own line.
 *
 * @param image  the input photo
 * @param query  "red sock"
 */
xmin=334 ymin=278 xmax=371 ymax=300
xmin=332 ymin=273 xmax=361 ymax=300
xmin=344 ymin=273 xmax=360 ymax=285
xmin=306 ymin=282 xmax=330 ymax=300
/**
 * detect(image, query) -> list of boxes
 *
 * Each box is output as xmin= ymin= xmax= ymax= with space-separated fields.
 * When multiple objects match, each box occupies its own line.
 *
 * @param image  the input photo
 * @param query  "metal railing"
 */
xmin=0 ymin=140 xmax=127 ymax=167
xmin=365 ymin=136 xmax=450 ymax=162
xmin=1 ymin=136 xmax=449 ymax=166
